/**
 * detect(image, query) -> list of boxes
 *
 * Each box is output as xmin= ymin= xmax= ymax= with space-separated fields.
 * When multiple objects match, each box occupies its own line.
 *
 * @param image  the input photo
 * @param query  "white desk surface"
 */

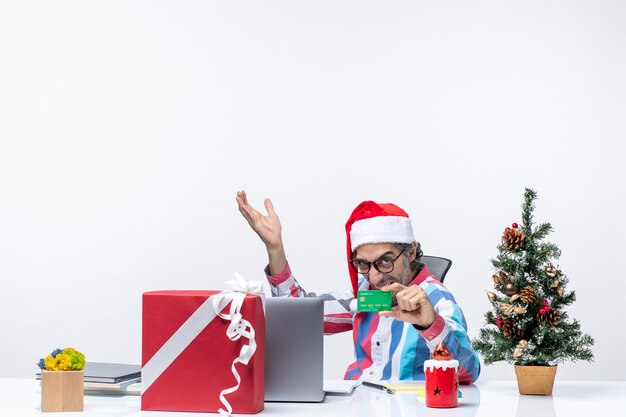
xmin=1 ymin=379 xmax=624 ymax=417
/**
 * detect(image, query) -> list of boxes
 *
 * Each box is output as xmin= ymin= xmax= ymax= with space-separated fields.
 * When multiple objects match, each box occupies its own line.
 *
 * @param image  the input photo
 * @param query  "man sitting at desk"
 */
xmin=236 ymin=191 xmax=480 ymax=384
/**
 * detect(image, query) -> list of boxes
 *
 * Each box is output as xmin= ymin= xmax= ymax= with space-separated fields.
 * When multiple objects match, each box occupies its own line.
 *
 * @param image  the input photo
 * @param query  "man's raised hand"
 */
xmin=236 ymin=190 xmax=283 ymax=249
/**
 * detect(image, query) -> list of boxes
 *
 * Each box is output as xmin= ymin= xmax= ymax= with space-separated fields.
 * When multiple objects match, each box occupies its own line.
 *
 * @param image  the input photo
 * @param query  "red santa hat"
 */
xmin=345 ymin=201 xmax=415 ymax=296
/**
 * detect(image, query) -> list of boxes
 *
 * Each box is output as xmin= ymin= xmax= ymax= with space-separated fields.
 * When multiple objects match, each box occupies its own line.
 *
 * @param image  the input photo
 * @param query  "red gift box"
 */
xmin=141 ymin=290 xmax=265 ymax=414
xmin=424 ymin=359 xmax=459 ymax=408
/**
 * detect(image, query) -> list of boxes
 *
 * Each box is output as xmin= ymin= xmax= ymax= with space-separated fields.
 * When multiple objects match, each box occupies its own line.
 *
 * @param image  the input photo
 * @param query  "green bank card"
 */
xmin=357 ymin=290 xmax=392 ymax=312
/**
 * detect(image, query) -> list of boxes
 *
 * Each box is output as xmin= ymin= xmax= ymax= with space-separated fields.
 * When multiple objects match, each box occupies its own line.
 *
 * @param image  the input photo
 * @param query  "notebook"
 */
xmin=81 ymin=362 xmax=141 ymax=383
xmin=264 ymin=297 xmax=325 ymax=402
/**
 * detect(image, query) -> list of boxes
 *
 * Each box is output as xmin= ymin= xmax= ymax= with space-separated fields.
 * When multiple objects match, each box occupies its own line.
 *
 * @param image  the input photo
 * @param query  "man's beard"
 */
xmin=372 ymin=276 xmax=401 ymax=289
xmin=371 ymin=256 xmax=414 ymax=288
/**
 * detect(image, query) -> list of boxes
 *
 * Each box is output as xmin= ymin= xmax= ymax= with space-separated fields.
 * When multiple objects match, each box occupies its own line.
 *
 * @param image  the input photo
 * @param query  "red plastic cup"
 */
xmin=424 ymin=359 xmax=459 ymax=408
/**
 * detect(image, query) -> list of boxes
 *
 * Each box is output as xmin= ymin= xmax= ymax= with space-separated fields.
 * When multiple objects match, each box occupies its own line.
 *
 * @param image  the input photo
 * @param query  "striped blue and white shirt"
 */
xmin=266 ymin=263 xmax=481 ymax=384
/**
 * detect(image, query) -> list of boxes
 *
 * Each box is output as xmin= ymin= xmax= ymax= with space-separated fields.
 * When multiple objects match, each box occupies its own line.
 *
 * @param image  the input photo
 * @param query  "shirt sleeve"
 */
xmin=265 ymin=262 xmax=355 ymax=334
xmin=416 ymin=279 xmax=482 ymax=385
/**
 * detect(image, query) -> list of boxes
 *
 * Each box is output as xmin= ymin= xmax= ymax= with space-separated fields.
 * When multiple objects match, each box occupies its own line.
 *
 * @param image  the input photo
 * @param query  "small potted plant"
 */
xmin=38 ymin=347 xmax=86 ymax=412
xmin=472 ymin=189 xmax=594 ymax=395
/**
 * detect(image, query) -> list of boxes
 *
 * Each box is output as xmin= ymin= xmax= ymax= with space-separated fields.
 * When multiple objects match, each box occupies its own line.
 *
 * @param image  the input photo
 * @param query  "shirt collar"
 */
xmin=408 ymin=264 xmax=432 ymax=286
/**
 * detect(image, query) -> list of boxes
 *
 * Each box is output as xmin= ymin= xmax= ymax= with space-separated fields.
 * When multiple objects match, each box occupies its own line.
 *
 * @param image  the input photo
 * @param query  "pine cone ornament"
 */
xmin=502 ymin=227 xmax=525 ymax=251
xmin=538 ymin=308 xmax=562 ymax=326
xmin=501 ymin=319 xmax=524 ymax=340
xmin=518 ymin=286 xmax=537 ymax=304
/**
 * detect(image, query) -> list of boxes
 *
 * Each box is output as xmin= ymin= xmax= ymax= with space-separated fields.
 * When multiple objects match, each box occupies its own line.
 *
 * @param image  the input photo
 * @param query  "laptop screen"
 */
xmin=264 ymin=297 xmax=325 ymax=402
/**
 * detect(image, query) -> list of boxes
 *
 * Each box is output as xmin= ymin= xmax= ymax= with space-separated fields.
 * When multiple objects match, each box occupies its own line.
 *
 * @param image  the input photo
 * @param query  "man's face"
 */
xmin=353 ymin=243 xmax=414 ymax=289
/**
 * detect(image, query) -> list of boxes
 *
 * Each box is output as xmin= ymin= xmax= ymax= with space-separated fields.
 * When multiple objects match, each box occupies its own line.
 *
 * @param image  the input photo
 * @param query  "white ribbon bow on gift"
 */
xmin=141 ymin=274 xmax=264 ymax=416
xmin=226 ymin=272 xmax=264 ymax=295
xmin=212 ymin=273 xmax=264 ymax=416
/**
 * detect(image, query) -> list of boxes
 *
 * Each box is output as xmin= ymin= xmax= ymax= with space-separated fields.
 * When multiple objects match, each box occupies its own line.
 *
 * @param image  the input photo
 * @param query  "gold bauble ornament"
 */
xmin=556 ymin=285 xmax=564 ymax=297
xmin=550 ymin=279 xmax=560 ymax=288
xmin=503 ymin=283 xmax=519 ymax=296
xmin=545 ymin=264 xmax=558 ymax=277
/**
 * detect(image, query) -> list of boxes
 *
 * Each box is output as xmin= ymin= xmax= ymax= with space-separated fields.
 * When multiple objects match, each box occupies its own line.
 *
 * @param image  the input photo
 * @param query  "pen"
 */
xmin=362 ymin=381 xmax=396 ymax=395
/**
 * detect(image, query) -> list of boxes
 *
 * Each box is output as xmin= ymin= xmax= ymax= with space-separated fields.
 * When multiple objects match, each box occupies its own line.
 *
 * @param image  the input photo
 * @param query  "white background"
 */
xmin=1 ymin=1 xmax=624 ymax=381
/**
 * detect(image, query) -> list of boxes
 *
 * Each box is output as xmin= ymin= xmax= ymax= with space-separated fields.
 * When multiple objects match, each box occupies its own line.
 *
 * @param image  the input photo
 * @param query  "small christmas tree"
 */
xmin=472 ymin=188 xmax=594 ymax=366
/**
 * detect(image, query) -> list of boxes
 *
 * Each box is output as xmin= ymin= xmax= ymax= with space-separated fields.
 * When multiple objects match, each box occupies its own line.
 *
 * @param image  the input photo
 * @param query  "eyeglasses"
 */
xmin=350 ymin=249 xmax=406 ymax=275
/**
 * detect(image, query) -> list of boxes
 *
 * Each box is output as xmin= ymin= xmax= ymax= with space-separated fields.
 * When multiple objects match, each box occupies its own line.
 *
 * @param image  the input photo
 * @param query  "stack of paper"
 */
xmin=84 ymin=381 xmax=141 ymax=396
xmin=383 ymin=381 xmax=426 ymax=396
xmin=384 ymin=381 xmax=462 ymax=398
xmin=323 ymin=380 xmax=360 ymax=395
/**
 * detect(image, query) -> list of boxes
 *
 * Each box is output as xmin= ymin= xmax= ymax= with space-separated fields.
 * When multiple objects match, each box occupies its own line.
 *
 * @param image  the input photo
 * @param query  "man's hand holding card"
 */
xmin=378 ymin=283 xmax=437 ymax=329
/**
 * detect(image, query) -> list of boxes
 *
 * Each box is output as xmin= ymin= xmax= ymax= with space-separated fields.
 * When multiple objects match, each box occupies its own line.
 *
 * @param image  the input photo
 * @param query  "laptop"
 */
xmin=264 ymin=297 xmax=326 ymax=402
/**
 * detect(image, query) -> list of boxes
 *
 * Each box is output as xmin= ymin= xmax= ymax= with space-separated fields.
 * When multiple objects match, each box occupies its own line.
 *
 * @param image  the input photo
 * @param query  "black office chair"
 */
xmin=421 ymin=255 xmax=452 ymax=283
